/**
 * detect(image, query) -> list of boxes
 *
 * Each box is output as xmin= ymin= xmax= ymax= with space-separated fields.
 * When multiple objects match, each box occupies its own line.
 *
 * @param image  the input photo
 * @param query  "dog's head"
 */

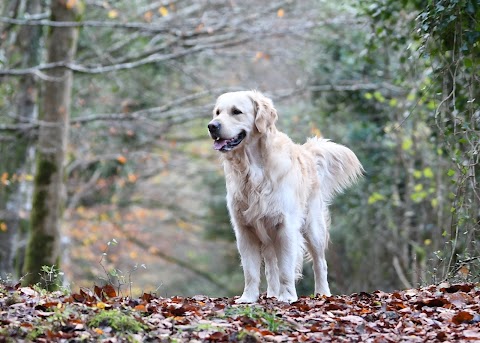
xmin=208 ymin=91 xmax=278 ymax=152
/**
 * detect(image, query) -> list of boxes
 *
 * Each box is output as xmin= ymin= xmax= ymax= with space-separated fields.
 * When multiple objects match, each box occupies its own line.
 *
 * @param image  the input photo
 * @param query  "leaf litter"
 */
xmin=0 ymin=283 xmax=479 ymax=342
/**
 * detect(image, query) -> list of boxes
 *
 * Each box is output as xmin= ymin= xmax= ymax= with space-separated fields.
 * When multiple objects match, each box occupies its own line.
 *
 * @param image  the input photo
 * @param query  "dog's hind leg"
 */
xmin=304 ymin=202 xmax=331 ymax=296
xmin=263 ymin=244 xmax=280 ymax=298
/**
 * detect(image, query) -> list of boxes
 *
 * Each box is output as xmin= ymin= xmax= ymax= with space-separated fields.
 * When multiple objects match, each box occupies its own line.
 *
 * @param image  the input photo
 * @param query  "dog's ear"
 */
xmin=250 ymin=91 xmax=278 ymax=134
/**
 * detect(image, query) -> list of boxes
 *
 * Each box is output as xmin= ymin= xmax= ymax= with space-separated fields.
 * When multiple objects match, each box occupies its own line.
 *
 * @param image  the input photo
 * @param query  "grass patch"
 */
xmin=88 ymin=308 xmax=147 ymax=334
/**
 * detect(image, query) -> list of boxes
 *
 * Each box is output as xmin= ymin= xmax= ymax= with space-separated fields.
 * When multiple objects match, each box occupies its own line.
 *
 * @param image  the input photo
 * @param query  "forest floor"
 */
xmin=0 ymin=282 xmax=479 ymax=342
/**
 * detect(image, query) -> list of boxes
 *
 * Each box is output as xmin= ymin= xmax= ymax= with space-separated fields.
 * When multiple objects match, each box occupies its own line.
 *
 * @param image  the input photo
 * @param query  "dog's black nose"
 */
xmin=208 ymin=121 xmax=221 ymax=134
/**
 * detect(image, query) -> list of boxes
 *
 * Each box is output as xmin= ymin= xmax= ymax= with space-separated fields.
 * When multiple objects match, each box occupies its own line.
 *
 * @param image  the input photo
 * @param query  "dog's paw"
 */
xmin=314 ymin=288 xmax=332 ymax=297
xmin=277 ymin=293 xmax=298 ymax=303
xmin=266 ymin=289 xmax=279 ymax=299
xmin=235 ymin=294 xmax=258 ymax=304
xmin=266 ymin=293 xmax=279 ymax=300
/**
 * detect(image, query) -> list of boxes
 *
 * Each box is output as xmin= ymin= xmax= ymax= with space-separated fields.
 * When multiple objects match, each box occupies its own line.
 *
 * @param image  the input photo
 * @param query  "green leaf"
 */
xmin=427 ymin=100 xmax=436 ymax=110
xmin=413 ymin=170 xmax=422 ymax=179
xmin=402 ymin=138 xmax=413 ymax=151
xmin=447 ymin=169 xmax=455 ymax=177
xmin=423 ymin=167 xmax=434 ymax=179
xmin=368 ymin=192 xmax=385 ymax=205
xmin=411 ymin=191 xmax=427 ymax=203
xmin=373 ymin=91 xmax=385 ymax=103
xmin=364 ymin=92 xmax=373 ymax=100
xmin=389 ymin=98 xmax=398 ymax=107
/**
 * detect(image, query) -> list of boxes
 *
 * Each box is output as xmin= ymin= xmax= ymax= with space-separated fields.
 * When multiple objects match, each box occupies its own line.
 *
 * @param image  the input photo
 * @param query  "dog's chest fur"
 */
xmin=222 ymin=145 xmax=307 ymax=237
xmin=226 ymin=165 xmax=286 ymax=242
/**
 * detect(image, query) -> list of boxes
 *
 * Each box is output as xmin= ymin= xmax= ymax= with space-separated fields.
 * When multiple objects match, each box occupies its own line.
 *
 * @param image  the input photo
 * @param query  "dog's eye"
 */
xmin=232 ymin=108 xmax=242 ymax=115
xmin=215 ymin=109 xmax=220 ymax=116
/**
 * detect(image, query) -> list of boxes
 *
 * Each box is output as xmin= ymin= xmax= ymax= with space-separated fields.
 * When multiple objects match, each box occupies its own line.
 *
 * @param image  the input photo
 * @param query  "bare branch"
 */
xmin=0 ymin=82 xmax=405 ymax=133
xmin=308 ymin=82 xmax=405 ymax=94
xmin=0 ymin=37 xmax=250 ymax=76
xmin=0 ymin=16 xmax=173 ymax=32
xmin=0 ymin=123 xmax=37 ymax=132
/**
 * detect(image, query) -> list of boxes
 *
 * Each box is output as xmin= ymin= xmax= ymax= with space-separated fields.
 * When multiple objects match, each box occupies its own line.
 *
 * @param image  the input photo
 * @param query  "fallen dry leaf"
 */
xmin=452 ymin=310 xmax=474 ymax=324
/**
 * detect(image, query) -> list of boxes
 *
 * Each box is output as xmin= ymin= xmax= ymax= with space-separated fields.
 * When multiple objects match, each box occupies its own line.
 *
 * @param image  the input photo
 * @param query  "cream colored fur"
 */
xmin=208 ymin=91 xmax=363 ymax=303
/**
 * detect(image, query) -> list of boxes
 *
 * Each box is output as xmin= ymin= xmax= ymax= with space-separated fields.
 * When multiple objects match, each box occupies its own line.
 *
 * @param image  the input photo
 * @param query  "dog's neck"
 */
xmin=246 ymin=134 xmax=265 ymax=164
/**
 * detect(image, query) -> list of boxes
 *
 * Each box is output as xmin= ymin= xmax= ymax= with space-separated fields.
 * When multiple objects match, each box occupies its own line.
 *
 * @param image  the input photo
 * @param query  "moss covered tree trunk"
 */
xmin=22 ymin=0 xmax=83 ymax=288
xmin=0 ymin=0 xmax=42 ymax=280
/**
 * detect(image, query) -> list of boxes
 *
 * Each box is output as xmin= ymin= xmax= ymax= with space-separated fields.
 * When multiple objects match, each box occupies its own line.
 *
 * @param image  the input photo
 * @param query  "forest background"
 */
xmin=0 ymin=0 xmax=478 ymax=298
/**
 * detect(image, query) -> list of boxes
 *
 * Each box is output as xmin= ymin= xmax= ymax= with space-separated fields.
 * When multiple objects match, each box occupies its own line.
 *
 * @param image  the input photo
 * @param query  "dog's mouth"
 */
xmin=212 ymin=131 xmax=246 ymax=152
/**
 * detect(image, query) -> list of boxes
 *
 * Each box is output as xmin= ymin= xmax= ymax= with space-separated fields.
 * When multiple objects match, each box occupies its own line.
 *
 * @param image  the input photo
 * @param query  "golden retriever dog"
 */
xmin=208 ymin=91 xmax=363 ymax=303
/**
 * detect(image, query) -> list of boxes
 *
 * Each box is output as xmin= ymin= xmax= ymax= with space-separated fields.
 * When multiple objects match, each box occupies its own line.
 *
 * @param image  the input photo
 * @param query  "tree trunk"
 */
xmin=22 ymin=0 xmax=83 ymax=289
xmin=0 ymin=0 xmax=42 ymax=280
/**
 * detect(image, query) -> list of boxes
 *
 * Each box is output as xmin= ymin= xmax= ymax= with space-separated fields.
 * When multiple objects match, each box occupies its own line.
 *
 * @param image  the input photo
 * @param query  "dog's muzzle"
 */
xmin=208 ymin=121 xmax=246 ymax=152
xmin=208 ymin=121 xmax=222 ymax=139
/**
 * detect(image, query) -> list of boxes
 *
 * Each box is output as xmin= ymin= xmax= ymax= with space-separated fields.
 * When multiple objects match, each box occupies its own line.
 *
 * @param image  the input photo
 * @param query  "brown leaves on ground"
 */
xmin=0 ymin=283 xmax=479 ymax=342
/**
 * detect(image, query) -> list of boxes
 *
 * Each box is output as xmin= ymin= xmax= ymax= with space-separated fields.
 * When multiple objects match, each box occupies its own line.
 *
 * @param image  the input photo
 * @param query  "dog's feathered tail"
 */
xmin=304 ymin=137 xmax=363 ymax=201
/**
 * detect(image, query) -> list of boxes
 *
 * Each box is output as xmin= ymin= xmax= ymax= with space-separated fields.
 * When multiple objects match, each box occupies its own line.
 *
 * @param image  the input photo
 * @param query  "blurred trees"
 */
xmin=413 ymin=0 xmax=479 ymax=282
xmin=0 ymin=0 xmax=43 ymax=280
xmin=22 ymin=0 xmax=84 ymax=288
xmin=305 ymin=0 xmax=479 ymax=293
xmin=0 ymin=0 xmax=478 ymax=295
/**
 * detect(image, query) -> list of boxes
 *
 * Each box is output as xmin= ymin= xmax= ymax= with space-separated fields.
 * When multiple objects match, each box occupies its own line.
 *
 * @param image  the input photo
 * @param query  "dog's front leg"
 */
xmin=235 ymin=228 xmax=262 ymax=303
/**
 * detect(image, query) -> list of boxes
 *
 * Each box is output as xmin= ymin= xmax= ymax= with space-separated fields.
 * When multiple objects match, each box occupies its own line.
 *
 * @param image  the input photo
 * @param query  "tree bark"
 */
xmin=0 ymin=0 xmax=42 ymax=280
xmin=22 ymin=0 xmax=83 ymax=289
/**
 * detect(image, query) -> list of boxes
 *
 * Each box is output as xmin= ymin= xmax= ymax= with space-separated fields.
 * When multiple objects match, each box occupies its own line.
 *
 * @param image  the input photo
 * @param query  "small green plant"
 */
xmin=88 ymin=308 xmax=146 ymax=334
xmin=26 ymin=327 xmax=46 ymax=341
xmin=37 ymin=265 xmax=65 ymax=291
xmin=31 ymin=268 xmax=70 ymax=296
xmin=225 ymin=305 xmax=288 ymax=332
xmin=46 ymin=305 xmax=77 ymax=328
xmin=194 ymin=322 xmax=225 ymax=332
xmin=262 ymin=311 xmax=283 ymax=332
xmin=32 ymin=283 xmax=48 ymax=297
xmin=98 ymin=238 xmax=147 ymax=297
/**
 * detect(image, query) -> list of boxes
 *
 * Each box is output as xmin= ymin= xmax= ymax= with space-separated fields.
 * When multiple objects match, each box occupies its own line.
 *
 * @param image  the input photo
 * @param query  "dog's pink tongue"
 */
xmin=213 ymin=139 xmax=228 ymax=150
